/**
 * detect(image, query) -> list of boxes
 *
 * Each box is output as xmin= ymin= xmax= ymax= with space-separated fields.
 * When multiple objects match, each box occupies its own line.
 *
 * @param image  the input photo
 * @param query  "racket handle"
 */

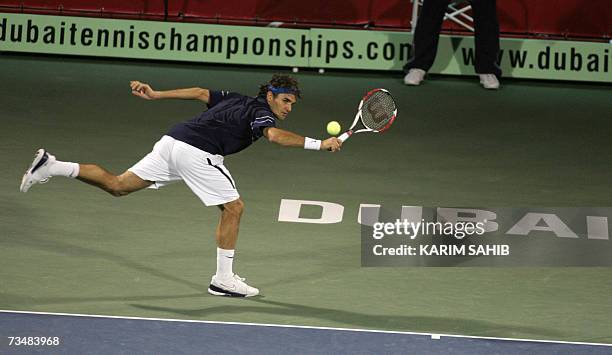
xmin=338 ymin=130 xmax=352 ymax=142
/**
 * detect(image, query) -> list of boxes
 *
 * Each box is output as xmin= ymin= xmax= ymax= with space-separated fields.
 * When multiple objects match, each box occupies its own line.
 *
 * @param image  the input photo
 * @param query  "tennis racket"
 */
xmin=338 ymin=88 xmax=397 ymax=143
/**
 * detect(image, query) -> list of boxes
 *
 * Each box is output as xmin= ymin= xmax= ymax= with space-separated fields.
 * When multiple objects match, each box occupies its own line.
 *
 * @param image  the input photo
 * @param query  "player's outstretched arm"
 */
xmin=130 ymin=81 xmax=210 ymax=102
xmin=264 ymin=127 xmax=341 ymax=152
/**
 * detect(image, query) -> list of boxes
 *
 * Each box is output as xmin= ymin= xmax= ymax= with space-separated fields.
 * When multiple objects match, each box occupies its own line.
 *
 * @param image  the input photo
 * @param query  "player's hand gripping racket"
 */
xmin=338 ymin=88 xmax=397 ymax=143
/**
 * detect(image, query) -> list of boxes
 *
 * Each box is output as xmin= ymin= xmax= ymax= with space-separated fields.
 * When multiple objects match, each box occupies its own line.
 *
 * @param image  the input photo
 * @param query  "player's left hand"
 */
xmin=130 ymin=81 xmax=158 ymax=100
xmin=322 ymin=137 xmax=342 ymax=152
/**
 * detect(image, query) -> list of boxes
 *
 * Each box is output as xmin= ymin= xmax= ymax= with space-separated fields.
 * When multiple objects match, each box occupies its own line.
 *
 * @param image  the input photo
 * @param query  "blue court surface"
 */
xmin=1 ymin=310 xmax=611 ymax=354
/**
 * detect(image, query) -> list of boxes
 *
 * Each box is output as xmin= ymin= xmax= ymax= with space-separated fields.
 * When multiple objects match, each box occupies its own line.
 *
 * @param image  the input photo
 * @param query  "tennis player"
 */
xmin=20 ymin=74 xmax=342 ymax=297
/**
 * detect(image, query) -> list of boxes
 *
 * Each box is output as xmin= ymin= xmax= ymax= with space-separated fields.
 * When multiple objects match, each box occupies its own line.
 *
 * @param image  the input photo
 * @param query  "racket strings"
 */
xmin=360 ymin=91 xmax=396 ymax=131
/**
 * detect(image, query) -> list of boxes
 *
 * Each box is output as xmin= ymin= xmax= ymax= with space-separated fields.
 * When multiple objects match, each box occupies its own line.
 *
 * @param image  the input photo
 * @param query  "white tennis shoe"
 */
xmin=479 ymin=74 xmax=500 ymax=90
xmin=403 ymin=68 xmax=426 ymax=86
xmin=208 ymin=274 xmax=259 ymax=297
xmin=20 ymin=149 xmax=56 ymax=193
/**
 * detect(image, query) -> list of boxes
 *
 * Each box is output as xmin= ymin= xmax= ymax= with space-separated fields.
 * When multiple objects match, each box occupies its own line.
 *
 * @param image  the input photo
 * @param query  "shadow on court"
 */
xmin=1 ymin=197 xmax=210 ymax=294
xmin=3 ymin=232 xmax=208 ymax=293
xmin=0 ymin=292 xmax=207 ymax=308
xmin=130 ymin=299 xmax=565 ymax=339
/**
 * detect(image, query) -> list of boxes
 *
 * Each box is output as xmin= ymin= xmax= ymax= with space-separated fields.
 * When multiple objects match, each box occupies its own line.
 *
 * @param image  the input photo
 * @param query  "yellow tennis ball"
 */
xmin=327 ymin=121 xmax=341 ymax=136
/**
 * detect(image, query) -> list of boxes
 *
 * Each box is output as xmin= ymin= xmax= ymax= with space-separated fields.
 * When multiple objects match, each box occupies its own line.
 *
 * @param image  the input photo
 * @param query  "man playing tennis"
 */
xmin=20 ymin=74 xmax=342 ymax=297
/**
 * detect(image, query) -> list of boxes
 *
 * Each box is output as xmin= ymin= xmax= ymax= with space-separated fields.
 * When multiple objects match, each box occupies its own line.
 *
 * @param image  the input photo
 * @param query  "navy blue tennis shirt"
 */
xmin=167 ymin=90 xmax=277 ymax=156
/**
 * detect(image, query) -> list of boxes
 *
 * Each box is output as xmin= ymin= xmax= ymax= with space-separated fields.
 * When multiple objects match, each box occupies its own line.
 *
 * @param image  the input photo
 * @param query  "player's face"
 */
xmin=267 ymin=92 xmax=297 ymax=120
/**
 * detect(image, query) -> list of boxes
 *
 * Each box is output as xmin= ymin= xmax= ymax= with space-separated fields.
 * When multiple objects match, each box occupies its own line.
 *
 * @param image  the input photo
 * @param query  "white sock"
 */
xmin=215 ymin=248 xmax=234 ymax=279
xmin=49 ymin=161 xmax=80 ymax=178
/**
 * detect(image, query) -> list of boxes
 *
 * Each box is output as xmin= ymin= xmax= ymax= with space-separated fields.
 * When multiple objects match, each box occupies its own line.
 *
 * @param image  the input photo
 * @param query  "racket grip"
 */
xmin=338 ymin=131 xmax=352 ymax=142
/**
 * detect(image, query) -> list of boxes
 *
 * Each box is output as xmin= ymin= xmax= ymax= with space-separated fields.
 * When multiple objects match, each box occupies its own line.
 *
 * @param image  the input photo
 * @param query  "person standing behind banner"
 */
xmin=404 ymin=0 xmax=502 ymax=89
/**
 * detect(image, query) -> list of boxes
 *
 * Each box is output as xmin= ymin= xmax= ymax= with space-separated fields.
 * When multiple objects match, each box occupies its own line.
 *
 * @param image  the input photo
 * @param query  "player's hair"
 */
xmin=258 ymin=74 xmax=301 ymax=99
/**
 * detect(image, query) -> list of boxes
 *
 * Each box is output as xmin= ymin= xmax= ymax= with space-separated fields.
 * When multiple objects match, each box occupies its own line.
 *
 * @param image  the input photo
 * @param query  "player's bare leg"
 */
xmin=215 ymin=198 xmax=244 ymax=249
xmin=77 ymin=165 xmax=152 ymax=196
xmin=20 ymin=148 xmax=152 ymax=195
xmin=208 ymin=198 xmax=259 ymax=297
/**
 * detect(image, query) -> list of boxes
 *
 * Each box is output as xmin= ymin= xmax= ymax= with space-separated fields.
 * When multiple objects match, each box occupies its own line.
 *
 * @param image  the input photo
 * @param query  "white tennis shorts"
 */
xmin=129 ymin=135 xmax=239 ymax=206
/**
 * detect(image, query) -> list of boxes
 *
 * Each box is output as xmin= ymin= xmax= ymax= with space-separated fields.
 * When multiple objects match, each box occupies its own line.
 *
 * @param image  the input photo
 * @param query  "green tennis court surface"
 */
xmin=1 ymin=53 xmax=611 ymax=344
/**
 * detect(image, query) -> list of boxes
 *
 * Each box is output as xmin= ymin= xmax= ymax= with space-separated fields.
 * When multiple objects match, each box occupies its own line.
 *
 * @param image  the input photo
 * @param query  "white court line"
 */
xmin=1 ymin=309 xmax=611 ymax=347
